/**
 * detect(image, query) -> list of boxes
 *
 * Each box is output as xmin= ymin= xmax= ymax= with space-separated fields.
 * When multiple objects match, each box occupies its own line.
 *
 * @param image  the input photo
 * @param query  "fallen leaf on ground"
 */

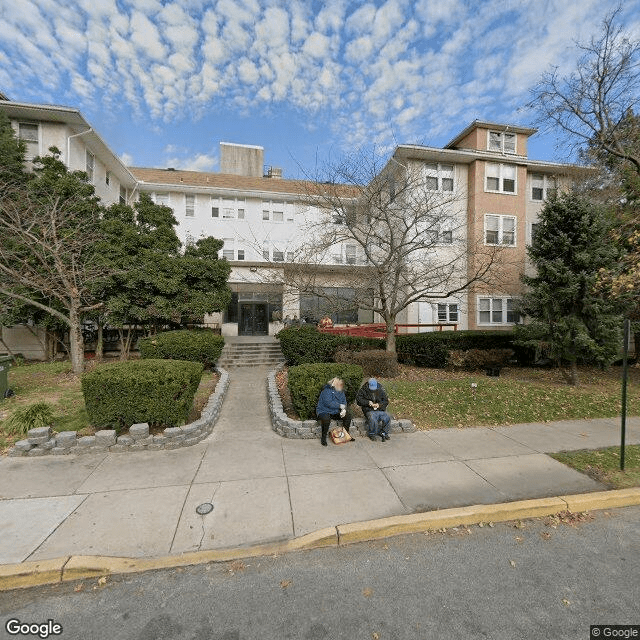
xmin=541 ymin=532 xmax=552 ymax=540
xmin=280 ymin=580 xmax=292 ymax=589
xmin=509 ymin=560 xmax=516 ymax=568
xmin=73 ymin=584 xmax=84 ymax=593
xmin=515 ymin=536 xmax=524 ymax=544
xmin=372 ymin=633 xmax=380 ymax=640
xmin=363 ymin=588 xmax=374 ymax=598
xmin=561 ymin=598 xmax=571 ymax=607
xmin=97 ymin=576 xmax=107 ymax=586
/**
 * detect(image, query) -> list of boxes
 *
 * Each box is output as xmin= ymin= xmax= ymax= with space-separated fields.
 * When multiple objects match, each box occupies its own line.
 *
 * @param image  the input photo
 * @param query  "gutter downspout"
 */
xmin=66 ymin=127 xmax=93 ymax=169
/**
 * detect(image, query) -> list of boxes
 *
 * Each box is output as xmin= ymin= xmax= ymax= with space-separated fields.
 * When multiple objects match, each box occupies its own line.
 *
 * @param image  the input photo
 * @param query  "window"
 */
xmin=286 ymin=252 xmax=294 ymax=262
xmin=211 ymin=206 xmax=219 ymax=218
xmin=286 ymin=213 xmax=294 ymax=222
xmin=273 ymin=210 xmax=284 ymax=222
xmin=105 ymin=171 xmax=111 ymax=186
xmin=488 ymin=131 xmax=517 ymax=154
xmin=18 ymin=123 xmax=39 ymax=160
xmin=155 ymin=192 xmax=169 ymax=206
xmin=185 ymin=194 xmax=195 ymax=217
xmin=530 ymin=222 xmax=540 ymax=245
xmin=478 ymin=297 xmax=518 ymax=325
xmin=85 ymin=150 xmax=95 ymax=183
xmin=345 ymin=244 xmax=357 ymax=265
xmin=272 ymin=250 xmax=284 ymax=262
xmin=425 ymin=163 xmax=454 ymax=192
xmin=119 ymin=186 xmax=127 ymax=205
xmin=223 ymin=208 xmax=234 ymax=219
xmin=222 ymin=238 xmax=234 ymax=261
xmin=237 ymin=249 xmax=245 ymax=261
xmin=485 ymin=163 xmax=517 ymax=194
xmin=262 ymin=243 xmax=269 ymax=260
xmin=531 ymin=173 xmax=557 ymax=201
xmin=262 ymin=210 xmax=270 ymax=220
xmin=237 ymin=208 xmax=245 ymax=219
xmin=484 ymin=215 xmax=516 ymax=246
xmin=437 ymin=303 xmax=458 ymax=323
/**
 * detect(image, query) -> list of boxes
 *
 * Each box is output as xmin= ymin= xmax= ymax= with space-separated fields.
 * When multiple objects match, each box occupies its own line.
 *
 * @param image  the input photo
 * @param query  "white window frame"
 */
xmin=487 ymin=130 xmax=517 ymax=154
xmin=528 ymin=222 xmax=540 ymax=246
xmin=18 ymin=122 xmax=40 ymax=160
xmin=155 ymin=192 xmax=170 ymax=206
xmin=185 ymin=194 xmax=195 ymax=218
xmin=272 ymin=210 xmax=284 ymax=223
xmin=237 ymin=249 xmax=245 ymax=261
xmin=272 ymin=249 xmax=285 ymax=262
xmin=345 ymin=244 xmax=357 ymax=265
xmin=262 ymin=209 xmax=270 ymax=221
xmin=477 ymin=296 xmax=519 ymax=326
xmin=119 ymin=186 xmax=127 ymax=205
xmin=424 ymin=163 xmax=455 ymax=192
xmin=437 ymin=303 xmax=459 ymax=323
xmin=485 ymin=163 xmax=517 ymax=194
xmin=85 ymin=150 xmax=95 ymax=183
xmin=530 ymin=173 xmax=558 ymax=202
xmin=105 ymin=171 xmax=111 ymax=186
xmin=484 ymin=214 xmax=516 ymax=246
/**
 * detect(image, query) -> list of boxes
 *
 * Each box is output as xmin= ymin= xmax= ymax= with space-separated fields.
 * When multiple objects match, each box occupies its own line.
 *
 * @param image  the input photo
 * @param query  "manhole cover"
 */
xmin=196 ymin=502 xmax=214 ymax=515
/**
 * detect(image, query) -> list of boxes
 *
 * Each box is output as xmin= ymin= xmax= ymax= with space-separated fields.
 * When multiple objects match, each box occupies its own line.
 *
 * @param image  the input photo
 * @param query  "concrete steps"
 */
xmin=218 ymin=340 xmax=285 ymax=368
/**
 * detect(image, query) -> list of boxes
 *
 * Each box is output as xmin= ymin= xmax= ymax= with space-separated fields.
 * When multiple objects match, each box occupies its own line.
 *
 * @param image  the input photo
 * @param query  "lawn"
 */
xmin=379 ymin=365 xmax=640 ymax=430
xmin=551 ymin=445 xmax=640 ymax=489
xmin=0 ymin=360 xmax=218 ymax=453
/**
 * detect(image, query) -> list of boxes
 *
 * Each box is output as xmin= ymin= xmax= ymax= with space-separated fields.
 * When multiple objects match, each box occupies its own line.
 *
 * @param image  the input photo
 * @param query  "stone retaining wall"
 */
xmin=267 ymin=366 xmax=416 ymax=438
xmin=7 ymin=368 xmax=230 ymax=457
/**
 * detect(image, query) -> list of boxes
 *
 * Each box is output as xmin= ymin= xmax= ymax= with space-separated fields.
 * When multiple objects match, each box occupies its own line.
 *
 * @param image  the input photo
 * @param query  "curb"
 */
xmin=2 ymin=488 xmax=639 ymax=591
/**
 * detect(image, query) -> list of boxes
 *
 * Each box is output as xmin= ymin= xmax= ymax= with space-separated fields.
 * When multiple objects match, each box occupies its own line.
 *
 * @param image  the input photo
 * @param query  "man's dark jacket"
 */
xmin=356 ymin=384 xmax=389 ymax=417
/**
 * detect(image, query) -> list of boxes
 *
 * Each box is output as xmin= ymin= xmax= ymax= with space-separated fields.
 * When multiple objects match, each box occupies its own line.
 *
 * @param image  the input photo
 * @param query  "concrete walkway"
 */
xmin=1 ymin=367 xmax=639 ymax=565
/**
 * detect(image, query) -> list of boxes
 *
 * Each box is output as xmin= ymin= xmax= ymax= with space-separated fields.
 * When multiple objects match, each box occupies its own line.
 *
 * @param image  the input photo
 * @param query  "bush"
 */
xmin=277 ymin=325 xmax=384 ymax=366
xmin=4 ymin=402 xmax=55 ymax=436
xmin=287 ymin=363 xmax=364 ymax=420
xmin=82 ymin=359 xmax=203 ymax=432
xmin=138 ymin=330 xmax=224 ymax=368
xmin=396 ymin=331 xmax=517 ymax=368
xmin=449 ymin=348 xmax=514 ymax=370
xmin=334 ymin=349 xmax=399 ymax=378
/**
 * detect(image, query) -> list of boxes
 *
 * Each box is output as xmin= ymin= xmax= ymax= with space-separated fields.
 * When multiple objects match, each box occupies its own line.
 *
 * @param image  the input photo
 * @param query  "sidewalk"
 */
xmin=1 ymin=367 xmax=639 ymax=565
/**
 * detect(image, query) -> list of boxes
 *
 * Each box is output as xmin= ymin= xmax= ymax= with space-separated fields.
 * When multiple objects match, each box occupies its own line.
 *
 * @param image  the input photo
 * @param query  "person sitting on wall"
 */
xmin=356 ymin=378 xmax=391 ymax=442
xmin=316 ymin=377 xmax=353 ymax=447
xmin=318 ymin=315 xmax=334 ymax=330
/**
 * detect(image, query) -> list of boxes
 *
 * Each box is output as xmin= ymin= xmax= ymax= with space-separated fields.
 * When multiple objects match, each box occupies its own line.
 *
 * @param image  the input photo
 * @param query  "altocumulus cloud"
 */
xmin=0 ymin=0 xmax=637 ymax=148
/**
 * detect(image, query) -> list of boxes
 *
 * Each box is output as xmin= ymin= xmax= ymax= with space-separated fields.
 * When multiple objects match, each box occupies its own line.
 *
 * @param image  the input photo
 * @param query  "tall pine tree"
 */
xmin=518 ymin=191 xmax=623 ymax=386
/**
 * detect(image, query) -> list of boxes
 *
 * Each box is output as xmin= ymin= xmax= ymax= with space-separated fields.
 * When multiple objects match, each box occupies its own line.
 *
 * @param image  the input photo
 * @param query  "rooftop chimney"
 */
xmin=220 ymin=142 xmax=264 ymax=178
xmin=265 ymin=166 xmax=283 ymax=179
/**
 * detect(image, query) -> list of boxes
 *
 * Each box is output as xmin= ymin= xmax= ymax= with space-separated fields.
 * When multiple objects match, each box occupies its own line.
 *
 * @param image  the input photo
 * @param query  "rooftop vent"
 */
xmin=265 ymin=166 xmax=283 ymax=179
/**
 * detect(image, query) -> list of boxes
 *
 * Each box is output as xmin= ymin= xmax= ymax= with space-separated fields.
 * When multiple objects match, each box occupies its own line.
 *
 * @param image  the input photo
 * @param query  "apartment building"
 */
xmin=0 ymin=98 xmax=137 ymax=357
xmin=0 ymin=97 xmax=579 ymax=348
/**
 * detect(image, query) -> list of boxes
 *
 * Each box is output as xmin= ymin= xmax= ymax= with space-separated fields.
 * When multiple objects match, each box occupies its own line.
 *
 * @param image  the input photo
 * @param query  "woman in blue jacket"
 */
xmin=316 ymin=377 xmax=353 ymax=446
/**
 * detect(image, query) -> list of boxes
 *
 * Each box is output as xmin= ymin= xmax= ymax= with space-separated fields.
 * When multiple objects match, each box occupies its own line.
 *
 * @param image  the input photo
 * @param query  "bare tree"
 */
xmin=0 ymin=175 xmax=106 ymax=374
xmin=277 ymin=149 xmax=508 ymax=354
xmin=530 ymin=7 xmax=640 ymax=171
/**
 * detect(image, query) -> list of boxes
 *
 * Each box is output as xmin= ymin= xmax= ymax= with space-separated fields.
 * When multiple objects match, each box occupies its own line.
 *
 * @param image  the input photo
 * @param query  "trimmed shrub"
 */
xmin=277 ymin=325 xmax=384 ymax=366
xmin=4 ymin=402 xmax=55 ymax=436
xmin=138 ymin=330 xmax=224 ymax=368
xmin=82 ymin=359 xmax=204 ymax=432
xmin=334 ymin=349 xmax=399 ymax=378
xmin=287 ymin=363 xmax=364 ymax=420
xmin=396 ymin=331 xmax=517 ymax=368
xmin=449 ymin=348 xmax=514 ymax=370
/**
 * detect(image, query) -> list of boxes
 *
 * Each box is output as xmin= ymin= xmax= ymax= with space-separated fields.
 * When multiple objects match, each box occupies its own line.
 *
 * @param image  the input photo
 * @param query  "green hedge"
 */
xmin=396 ymin=331 xmax=517 ymax=368
xmin=277 ymin=325 xmax=384 ymax=366
xmin=287 ymin=362 xmax=364 ymax=420
xmin=82 ymin=359 xmax=204 ymax=432
xmin=138 ymin=330 xmax=224 ymax=368
xmin=334 ymin=349 xmax=399 ymax=377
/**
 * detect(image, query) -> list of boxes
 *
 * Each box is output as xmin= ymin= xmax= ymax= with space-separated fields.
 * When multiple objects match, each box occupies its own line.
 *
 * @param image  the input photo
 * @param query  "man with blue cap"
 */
xmin=356 ymin=377 xmax=391 ymax=442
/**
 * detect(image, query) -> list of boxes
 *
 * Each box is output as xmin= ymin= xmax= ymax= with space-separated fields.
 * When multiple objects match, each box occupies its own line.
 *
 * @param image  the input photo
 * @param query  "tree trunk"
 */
xmin=567 ymin=361 xmax=579 ymax=386
xmin=95 ymin=321 xmax=104 ymax=361
xmin=68 ymin=307 xmax=85 ymax=375
xmin=385 ymin=320 xmax=396 ymax=354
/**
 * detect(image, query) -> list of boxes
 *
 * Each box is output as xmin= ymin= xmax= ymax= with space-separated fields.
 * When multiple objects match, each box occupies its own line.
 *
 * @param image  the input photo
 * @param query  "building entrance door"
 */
xmin=239 ymin=302 xmax=269 ymax=336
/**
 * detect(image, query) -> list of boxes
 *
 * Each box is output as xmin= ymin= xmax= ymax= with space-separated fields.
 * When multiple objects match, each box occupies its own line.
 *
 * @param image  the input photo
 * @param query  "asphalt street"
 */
xmin=1 ymin=506 xmax=639 ymax=640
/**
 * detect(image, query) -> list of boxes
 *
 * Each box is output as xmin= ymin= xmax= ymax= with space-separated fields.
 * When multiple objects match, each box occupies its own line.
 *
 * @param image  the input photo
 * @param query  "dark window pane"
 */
xmin=531 ymin=187 xmax=543 ymax=201
xmin=442 ymin=178 xmax=454 ymax=192
xmin=486 ymin=177 xmax=500 ymax=191
xmin=503 ymin=179 xmax=515 ymax=193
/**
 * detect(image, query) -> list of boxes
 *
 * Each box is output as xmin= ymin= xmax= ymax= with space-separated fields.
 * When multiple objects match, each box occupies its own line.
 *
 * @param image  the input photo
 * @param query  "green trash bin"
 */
xmin=0 ymin=355 xmax=11 ymax=400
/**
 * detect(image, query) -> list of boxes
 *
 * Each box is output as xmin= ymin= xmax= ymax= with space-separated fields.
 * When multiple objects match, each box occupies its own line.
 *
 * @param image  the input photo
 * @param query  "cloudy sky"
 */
xmin=1 ymin=0 xmax=638 ymax=176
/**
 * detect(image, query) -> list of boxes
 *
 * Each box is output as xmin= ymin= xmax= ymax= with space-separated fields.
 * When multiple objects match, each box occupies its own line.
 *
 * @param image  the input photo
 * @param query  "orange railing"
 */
xmin=319 ymin=323 xmax=458 ymax=338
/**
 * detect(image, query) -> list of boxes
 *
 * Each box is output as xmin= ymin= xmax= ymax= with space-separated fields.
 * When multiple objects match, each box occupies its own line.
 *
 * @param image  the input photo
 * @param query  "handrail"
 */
xmin=319 ymin=323 xmax=458 ymax=337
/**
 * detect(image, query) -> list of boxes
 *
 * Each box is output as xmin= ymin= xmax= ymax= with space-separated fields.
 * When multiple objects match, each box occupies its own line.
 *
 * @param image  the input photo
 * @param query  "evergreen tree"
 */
xmin=517 ymin=192 xmax=623 ymax=386
xmin=0 ymin=112 xmax=28 ymax=185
